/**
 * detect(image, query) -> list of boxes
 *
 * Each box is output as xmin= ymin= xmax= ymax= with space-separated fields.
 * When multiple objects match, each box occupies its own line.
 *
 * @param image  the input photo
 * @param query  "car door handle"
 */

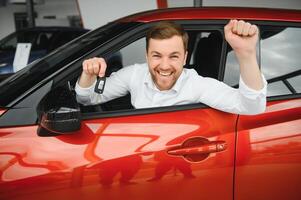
xmin=167 ymin=140 xmax=227 ymax=156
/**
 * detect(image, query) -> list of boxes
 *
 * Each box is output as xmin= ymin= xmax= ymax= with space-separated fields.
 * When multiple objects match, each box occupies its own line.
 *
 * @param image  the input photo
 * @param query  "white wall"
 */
xmin=77 ymin=0 xmax=157 ymax=29
xmin=167 ymin=0 xmax=194 ymax=7
xmin=35 ymin=0 xmax=79 ymax=26
xmin=0 ymin=4 xmax=24 ymax=39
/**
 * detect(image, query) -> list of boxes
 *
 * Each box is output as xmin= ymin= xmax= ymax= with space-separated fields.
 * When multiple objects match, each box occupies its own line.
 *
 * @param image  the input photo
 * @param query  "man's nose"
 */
xmin=160 ymin=57 xmax=170 ymax=70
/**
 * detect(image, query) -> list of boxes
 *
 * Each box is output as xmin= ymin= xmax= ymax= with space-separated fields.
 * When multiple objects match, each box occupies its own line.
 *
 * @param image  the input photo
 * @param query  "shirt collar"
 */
xmin=144 ymin=69 xmax=186 ymax=93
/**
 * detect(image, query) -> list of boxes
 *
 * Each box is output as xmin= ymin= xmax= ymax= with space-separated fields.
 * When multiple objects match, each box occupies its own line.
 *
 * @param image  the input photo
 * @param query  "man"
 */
xmin=75 ymin=20 xmax=267 ymax=115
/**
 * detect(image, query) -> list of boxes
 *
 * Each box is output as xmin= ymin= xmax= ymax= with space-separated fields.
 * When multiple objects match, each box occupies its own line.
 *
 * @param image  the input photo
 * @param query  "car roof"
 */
xmin=119 ymin=7 xmax=301 ymax=23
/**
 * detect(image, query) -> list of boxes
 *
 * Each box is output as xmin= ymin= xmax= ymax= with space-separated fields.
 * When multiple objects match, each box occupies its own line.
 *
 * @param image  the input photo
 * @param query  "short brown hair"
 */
xmin=146 ymin=21 xmax=189 ymax=52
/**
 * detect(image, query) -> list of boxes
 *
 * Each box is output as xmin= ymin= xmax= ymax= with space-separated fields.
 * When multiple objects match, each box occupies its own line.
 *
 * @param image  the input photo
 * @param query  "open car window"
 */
xmin=77 ymin=27 xmax=224 ymax=114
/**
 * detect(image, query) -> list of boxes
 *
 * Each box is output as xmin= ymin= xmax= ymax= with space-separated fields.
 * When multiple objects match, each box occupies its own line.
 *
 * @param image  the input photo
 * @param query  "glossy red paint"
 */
xmin=0 ymin=109 xmax=237 ymax=200
xmin=0 ymin=109 xmax=6 ymax=116
xmin=235 ymin=99 xmax=301 ymax=200
xmin=120 ymin=7 xmax=301 ymax=23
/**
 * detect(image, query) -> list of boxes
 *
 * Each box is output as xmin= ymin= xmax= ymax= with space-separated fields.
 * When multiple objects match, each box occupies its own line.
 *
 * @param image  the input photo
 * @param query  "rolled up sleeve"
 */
xmin=238 ymin=74 xmax=267 ymax=114
xmin=75 ymin=80 xmax=96 ymax=105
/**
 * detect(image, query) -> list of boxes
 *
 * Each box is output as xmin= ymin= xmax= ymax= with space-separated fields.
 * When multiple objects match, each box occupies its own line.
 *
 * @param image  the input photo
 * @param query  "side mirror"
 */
xmin=40 ymin=106 xmax=81 ymax=134
xmin=37 ymin=85 xmax=81 ymax=136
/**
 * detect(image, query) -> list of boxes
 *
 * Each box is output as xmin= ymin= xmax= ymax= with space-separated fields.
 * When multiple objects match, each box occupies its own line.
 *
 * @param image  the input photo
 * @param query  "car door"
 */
xmin=0 ymin=22 xmax=237 ymax=200
xmin=224 ymin=24 xmax=301 ymax=200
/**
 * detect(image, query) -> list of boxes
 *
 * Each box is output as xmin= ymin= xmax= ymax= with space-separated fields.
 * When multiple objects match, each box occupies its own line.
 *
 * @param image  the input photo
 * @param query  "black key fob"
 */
xmin=94 ymin=77 xmax=106 ymax=94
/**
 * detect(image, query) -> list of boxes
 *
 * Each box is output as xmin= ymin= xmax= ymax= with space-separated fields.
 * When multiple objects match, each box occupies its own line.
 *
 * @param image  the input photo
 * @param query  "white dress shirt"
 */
xmin=75 ymin=63 xmax=267 ymax=115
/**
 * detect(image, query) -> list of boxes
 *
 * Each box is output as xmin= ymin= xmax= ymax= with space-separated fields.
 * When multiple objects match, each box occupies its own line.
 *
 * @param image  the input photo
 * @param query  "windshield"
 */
xmin=0 ymin=22 xmax=140 ymax=107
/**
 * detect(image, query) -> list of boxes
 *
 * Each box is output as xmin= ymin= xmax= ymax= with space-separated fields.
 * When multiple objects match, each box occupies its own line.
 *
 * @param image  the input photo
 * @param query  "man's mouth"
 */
xmin=158 ymin=71 xmax=173 ymax=77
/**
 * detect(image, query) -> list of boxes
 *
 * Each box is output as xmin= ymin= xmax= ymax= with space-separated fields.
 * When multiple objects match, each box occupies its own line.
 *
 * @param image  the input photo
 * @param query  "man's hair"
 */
xmin=146 ymin=21 xmax=189 ymax=52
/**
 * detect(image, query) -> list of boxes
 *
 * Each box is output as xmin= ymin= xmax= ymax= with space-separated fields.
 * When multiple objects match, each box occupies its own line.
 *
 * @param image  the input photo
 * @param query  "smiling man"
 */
xmin=75 ymin=20 xmax=267 ymax=115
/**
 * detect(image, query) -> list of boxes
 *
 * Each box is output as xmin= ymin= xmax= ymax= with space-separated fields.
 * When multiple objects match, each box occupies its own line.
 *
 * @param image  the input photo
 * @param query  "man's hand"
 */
xmin=78 ymin=57 xmax=107 ymax=88
xmin=224 ymin=20 xmax=264 ymax=91
xmin=224 ymin=19 xmax=258 ymax=57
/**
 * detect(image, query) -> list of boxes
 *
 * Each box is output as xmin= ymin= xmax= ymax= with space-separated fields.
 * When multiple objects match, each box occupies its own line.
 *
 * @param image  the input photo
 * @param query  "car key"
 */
xmin=94 ymin=76 xmax=106 ymax=94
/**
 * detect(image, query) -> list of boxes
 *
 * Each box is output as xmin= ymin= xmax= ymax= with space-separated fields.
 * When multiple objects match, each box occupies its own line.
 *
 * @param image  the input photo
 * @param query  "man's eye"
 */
xmin=170 ymin=55 xmax=179 ymax=59
xmin=153 ymin=55 xmax=160 ymax=58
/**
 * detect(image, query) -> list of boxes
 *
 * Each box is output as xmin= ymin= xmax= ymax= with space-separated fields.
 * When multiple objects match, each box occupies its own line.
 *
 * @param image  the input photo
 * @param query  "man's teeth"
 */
xmin=159 ymin=71 xmax=172 ymax=76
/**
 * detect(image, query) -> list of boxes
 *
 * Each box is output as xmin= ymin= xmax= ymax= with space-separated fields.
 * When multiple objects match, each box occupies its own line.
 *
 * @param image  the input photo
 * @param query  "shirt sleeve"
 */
xmin=197 ymin=74 xmax=267 ymax=115
xmin=75 ymin=65 xmax=136 ymax=105
xmin=75 ymin=80 xmax=96 ymax=105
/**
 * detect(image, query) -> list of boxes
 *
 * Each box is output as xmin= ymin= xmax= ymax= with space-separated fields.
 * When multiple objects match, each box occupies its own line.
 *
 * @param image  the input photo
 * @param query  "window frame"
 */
xmin=56 ymin=20 xmax=228 ymax=120
xmin=0 ymin=20 xmax=235 ymax=126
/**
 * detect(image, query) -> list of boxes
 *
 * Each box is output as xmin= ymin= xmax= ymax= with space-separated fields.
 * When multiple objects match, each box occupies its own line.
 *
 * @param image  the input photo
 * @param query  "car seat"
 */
xmin=193 ymin=32 xmax=223 ymax=79
xmin=38 ymin=34 xmax=49 ymax=50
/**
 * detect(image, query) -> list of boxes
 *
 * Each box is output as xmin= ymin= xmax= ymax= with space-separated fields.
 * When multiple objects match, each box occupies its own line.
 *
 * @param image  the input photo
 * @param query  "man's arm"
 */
xmin=75 ymin=57 xmax=134 ymax=105
xmin=78 ymin=57 xmax=107 ymax=88
xmin=224 ymin=20 xmax=264 ymax=90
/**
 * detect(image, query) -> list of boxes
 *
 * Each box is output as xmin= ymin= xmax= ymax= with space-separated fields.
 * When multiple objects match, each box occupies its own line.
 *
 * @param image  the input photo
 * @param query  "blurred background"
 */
xmin=1 ymin=0 xmax=301 ymax=39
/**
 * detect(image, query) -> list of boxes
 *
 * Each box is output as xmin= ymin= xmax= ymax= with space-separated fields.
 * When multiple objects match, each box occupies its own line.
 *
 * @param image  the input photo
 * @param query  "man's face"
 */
xmin=146 ymin=35 xmax=187 ymax=91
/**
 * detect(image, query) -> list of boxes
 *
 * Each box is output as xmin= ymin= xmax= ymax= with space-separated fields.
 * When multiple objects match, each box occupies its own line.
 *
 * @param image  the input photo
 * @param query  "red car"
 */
xmin=0 ymin=7 xmax=300 ymax=200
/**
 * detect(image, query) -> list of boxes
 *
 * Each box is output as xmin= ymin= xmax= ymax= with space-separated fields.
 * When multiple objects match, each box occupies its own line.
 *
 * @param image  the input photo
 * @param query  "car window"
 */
xmin=0 ymin=32 xmax=37 ymax=50
xmin=223 ymin=46 xmax=240 ymax=87
xmin=223 ymin=26 xmax=301 ymax=97
xmin=223 ymin=42 xmax=260 ymax=88
xmin=261 ymin=27 xmax=301 ymax=96
xmin=78 ymin=29 xmax=224 ymax=114
xmin=0 ymin=35 xmax=18 ymax=50
xmin=34 ymin=32 xmax=53 ymax=51
xmin=48 ymin=31 xmax=85 ymax=52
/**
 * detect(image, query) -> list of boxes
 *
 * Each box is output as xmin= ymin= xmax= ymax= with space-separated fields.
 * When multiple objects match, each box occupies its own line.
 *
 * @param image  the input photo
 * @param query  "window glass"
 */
xmin=0 ymin=32 xmax=37 ymax=50
xmin=224 ymin=26 xmax=301 ymax=97
xmin=224 ymin=42 xmax=260 ymax=87
xmin=119 ymin=37 xmax=146 ymax=67
xmin=34 ymin=32 xmax=53 ymax=50
xmin=0 ymin=35 xmax=17 ymax=50
xmin=288 ymin=75 xmax=301 ymax=93
xmin=223 ymin=49 xmax=239 ymax=87
xmin=104 ymin=37 xmax=146 ymax=76
xmin=261 ymin=27 xmax=301 ymax=96
xmin=267 ymin=81 xmax=291 ymax=97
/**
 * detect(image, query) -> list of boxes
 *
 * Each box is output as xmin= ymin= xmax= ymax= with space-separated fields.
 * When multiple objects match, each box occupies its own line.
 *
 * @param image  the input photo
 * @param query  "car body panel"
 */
xmin=0 ymin=109 xmax=236 ymax=200
xmin=235 ymin=99 xmax=301 ymax=200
